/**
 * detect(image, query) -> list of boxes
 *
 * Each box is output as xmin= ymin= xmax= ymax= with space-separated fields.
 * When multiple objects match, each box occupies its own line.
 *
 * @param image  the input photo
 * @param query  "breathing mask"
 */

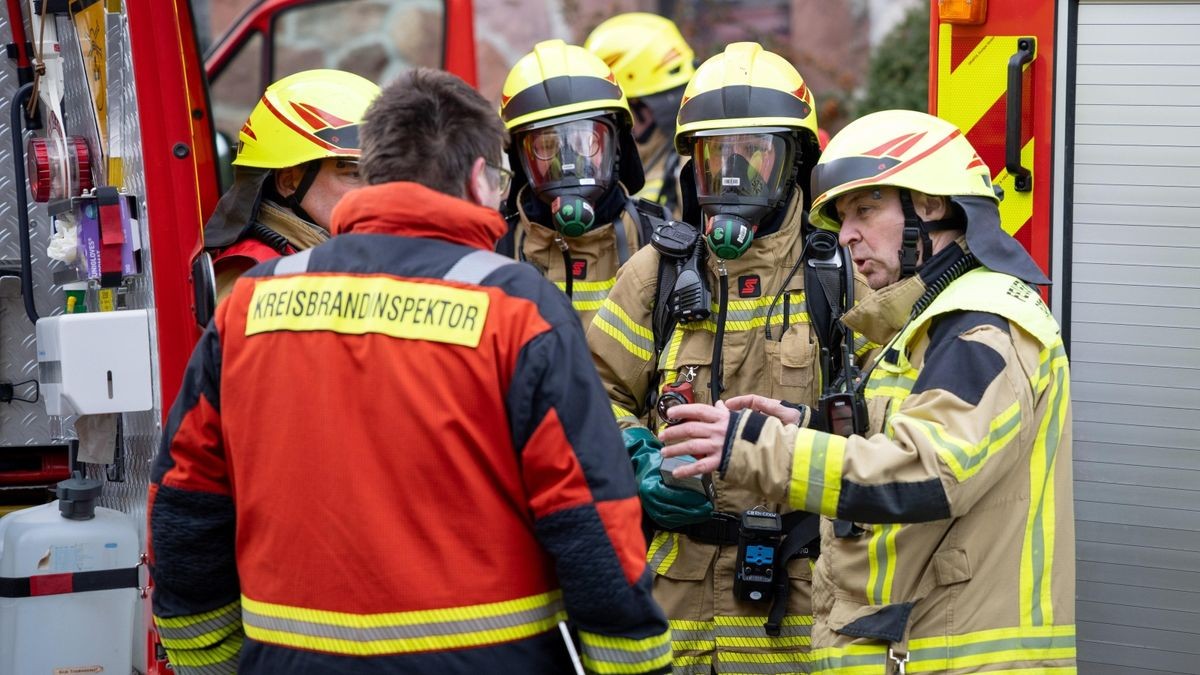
xmin=518 ymin=116 xmax=617 ymax=237
xmin=692 ymin=129 xmax=795 ymax=259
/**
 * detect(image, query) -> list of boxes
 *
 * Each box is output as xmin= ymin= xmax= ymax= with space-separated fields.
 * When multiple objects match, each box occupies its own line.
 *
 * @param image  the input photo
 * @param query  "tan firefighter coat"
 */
xmin=719 ymin=242 xmax=1076 ymax=674
xmin=512 ymin=186 xmax=645 ymax=327
xmin=588 ymin=193 xmax=870 ymax=674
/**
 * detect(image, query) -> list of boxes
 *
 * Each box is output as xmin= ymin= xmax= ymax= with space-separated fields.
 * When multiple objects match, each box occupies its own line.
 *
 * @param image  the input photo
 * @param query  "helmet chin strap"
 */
xmin=897 ymin=188 xmax=969 ymax=278
xmin=897 ymin=189 xmax=931 ymax=279
xmin=286 ymin=160 xmax=323 ymax=225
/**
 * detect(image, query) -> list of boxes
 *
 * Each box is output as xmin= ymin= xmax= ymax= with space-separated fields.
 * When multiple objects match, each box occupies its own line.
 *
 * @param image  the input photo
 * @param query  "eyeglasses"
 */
xmin=487 ymin=162 xmax=513 ymax=197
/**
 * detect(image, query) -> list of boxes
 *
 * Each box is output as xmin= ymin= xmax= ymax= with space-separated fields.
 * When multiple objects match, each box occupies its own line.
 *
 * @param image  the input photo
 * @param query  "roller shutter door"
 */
xmin=1071 ymin=3 xmax=1200 ymax=673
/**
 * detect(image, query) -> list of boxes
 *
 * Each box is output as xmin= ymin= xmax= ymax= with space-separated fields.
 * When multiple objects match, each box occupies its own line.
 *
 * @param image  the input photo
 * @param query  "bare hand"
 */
xmin=657 ymin=401 xmax=730 ymax=478
xmin=725 ymin=394 xmax=802 ymax=426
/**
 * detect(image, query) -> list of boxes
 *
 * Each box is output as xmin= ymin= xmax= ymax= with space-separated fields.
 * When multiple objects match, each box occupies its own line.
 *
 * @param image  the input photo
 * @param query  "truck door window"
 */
xmin=210 ymin=30 xmax=264 ymax=157
xmin=269 ymin=0 xmax=445 ymax=88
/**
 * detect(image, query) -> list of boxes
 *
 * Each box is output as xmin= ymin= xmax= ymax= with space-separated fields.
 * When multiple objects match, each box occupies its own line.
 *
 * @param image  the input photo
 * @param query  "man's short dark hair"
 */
xmin=360 ymin=68 xmax=507 ymax=196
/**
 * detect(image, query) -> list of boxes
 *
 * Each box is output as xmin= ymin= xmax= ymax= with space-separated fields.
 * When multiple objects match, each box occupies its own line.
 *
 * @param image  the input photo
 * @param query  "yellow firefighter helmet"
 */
xmin=584 ymin=13 xmax=695 ymax=100
xmin=674 ymin=42 xmax=819 ymax=155
xmin=499 ymin=39 xmax=631 ymax=132
xmin=808 ymin=109 xmax=998 ymax=232
xmin=233 ymin=69 xmax=380 ymax=169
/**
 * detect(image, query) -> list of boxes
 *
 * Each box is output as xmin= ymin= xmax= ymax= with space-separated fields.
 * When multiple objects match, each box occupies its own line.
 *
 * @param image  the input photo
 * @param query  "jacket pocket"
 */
xmin=829 ymin=596 xmax=915 ymax=644
xmin=764 ymin=323 xmax=816 ymax=399
xmin=932 ymin=547 xmax=972 ymax=587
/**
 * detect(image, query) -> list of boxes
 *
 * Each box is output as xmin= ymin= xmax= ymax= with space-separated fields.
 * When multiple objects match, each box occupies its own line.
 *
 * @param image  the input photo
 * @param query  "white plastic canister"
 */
xmin=0 ymin=479 xmax=139 ymax=675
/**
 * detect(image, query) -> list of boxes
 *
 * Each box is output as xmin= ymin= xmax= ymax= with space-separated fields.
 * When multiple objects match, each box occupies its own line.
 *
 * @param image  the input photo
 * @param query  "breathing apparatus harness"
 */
xmin=701 ymin=131 xmax=804 ymax=402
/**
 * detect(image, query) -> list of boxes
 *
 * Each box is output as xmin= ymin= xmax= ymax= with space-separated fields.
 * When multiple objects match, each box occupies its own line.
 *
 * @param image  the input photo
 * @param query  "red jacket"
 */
xmin=149 ymin=182 xmax=670 ymax=674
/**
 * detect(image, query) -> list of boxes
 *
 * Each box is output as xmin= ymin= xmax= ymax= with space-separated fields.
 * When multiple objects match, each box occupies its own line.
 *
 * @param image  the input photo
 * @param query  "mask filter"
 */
xmin=551 ymin=195 xmax=596 ymax=237
xmin=705 ymin=214 xmax=755 ymax=260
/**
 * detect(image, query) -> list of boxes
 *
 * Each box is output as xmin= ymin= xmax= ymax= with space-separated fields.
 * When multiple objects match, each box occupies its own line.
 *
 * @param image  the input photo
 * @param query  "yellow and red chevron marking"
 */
xmin=936 ymin=25 xmax=1035 ymax=238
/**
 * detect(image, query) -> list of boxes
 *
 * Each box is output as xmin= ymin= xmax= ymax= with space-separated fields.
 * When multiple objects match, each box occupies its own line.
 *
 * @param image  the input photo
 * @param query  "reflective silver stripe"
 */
xmin=443 ymin=249 xmax=515 ymax=285
xmin=595 ymin=303 xmax=655 ymax=355
xmin=711 ymin=655 xmax=807 ymax=674
xmin=670 ymin=627 xmax=715 ymax=643
xmin=156 ymin=604 xmax=242 ymax=642
xmin=648 ymin=533 xmax=676 ymax=572
xmin=582 ymin=638 xmax=673 ymax=667
xmin=242 ymin=600 xmax=562 ymax=643
xmin=715 ymin=621 xmax=811 ymax=640
xmin=273 ymin=249 xmax=312 ymax=276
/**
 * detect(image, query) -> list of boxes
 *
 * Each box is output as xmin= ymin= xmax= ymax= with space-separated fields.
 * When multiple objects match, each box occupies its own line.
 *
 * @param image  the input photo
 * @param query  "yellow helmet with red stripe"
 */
xmin=233 ymin=69 xmax=380 ymax=169
xmin=809 ymin=110 xmax=997 ymax=231
xmin=584 ymin=13 xmax=694 ymax=100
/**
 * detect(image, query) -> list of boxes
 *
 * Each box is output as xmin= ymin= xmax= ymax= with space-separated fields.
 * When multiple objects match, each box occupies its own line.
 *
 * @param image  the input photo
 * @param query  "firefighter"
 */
xmin=203 ymin=69 xmax=379 ymax=301
xmin=661 ymin=110 xmax=1076 ymax=673
xmin=498 ymin=39 xmax=652 ymax=326
xmin=588 ymin=43 xmax=840 ymax=674
xmin=148 ymin=67 xmax=670 ymax=675
xmin=585 ymin=12 xmax=694 ymax=216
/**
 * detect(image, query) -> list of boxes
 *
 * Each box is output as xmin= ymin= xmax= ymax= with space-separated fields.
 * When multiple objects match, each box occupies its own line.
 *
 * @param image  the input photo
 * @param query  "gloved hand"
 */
xmin=624 ymin=427 xmax=713 ymax=529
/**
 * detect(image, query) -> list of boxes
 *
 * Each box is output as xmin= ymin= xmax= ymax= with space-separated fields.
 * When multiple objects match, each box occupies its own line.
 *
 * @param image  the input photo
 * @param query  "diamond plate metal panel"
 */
xmin=70 ymin=9 xmax=160 ymax=523
xmin=0 ymin=9 xmax=57 ymax=447
xmin=1 ymin=9 xmax=162 ymax=528
xmin=100 ymin=9 xmax=160 ymax=523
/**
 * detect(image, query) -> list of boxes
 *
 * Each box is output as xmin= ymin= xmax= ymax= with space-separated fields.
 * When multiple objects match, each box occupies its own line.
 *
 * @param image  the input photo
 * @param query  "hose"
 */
xmin=10 ymin=82 xmax=41 ymax=324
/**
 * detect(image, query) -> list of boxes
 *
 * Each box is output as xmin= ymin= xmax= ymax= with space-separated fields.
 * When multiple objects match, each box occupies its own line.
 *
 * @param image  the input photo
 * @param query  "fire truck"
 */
xmin=932 ymin=0 xmax=1200 ymax=671
xmin=3 ymin=0 xmax=1198 ymax=672
xmin=0 ymin=1 xmax=475 ymax=672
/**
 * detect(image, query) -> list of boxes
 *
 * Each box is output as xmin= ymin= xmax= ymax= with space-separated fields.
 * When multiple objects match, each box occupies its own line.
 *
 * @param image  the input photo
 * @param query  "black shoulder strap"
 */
xmin=626 ymin=197 xmax=668 ymax=251
xmin=803 ymin=241 xmax=851 ymax=386
xmin=652 ymin=255 xmax=679 ymax=355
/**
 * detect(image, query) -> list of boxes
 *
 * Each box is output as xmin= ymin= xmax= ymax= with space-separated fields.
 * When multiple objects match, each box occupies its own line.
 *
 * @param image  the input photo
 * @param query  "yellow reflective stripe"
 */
xmin=788 ymin=429 xmax=844 ymax=517
xmin=579 ymin=629 xmax=673 ymax=674
xmin=241 ymin=591 xmax=565 ymax=656
xmin=161 ymin=631 xmax=244 ymax=668
xmin=907 ymin=624 xmax=1076 ymax=672
xmin=673 ymin=654 xmax=714 ymax=671
xmin=599 ymin=298 xmax=654 ymax=341
xmin=647 ymin=532 xmax=679 ymax=575
xmin=864 ymin=372 xmax=917 ymax=401
xmin=156 ymin=598 xmax=242 ymax=634
xmin=554 ymin=278 xmax=617 ymax=293
xmin=155 ymin=601 xmax=242 ymax=650
xmin=661 ymin=327 xmax=684 ymax=370
xmin=687 ymin=312 xmax=810 ymax=333
xmin=814 ymin=624 xmax=1076 ymax=673
xmin=899 ymin=399 xmax=1022 ymax=482
xmin=555 ymin=278 xmax=616 ymax=313
xmin=670 ymin=618 xmax=715 ymax=653
xmin=611 ymin=404 xmax=638 ymax=425
xmin=639 ymin=178 xmax=665 ymax=204
xmin=1022 ymin=349 xmax=1070 ymax=628
xmin=866 ymin=523 xmax=900 ymax=605
xmin=810 ymin=643 xmax=889 ymax=674
xmin=717 ymin=650 xmax=815 ymax=664
xmin=596 ymin=299 xmax=655 ymax=360
xmin=571 ymin=298 xmax=605 ymax=312
xmin=853 ymin=332 xmax=878 ymax=358
xmin=714 ymin=614 xmax=811 ymax=649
